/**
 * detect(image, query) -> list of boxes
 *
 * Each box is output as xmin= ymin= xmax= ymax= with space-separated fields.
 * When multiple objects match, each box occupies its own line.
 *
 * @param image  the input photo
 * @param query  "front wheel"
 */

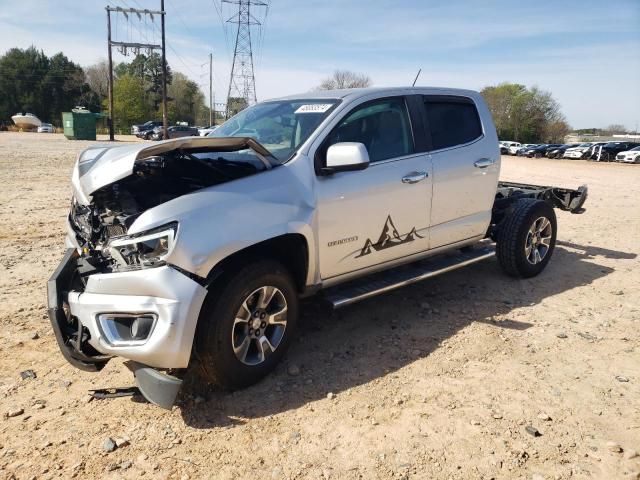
xmin=194 ymin=260 xmax=298 ymax=390
xmin=496 ymin=199 xmax=557 ymax=278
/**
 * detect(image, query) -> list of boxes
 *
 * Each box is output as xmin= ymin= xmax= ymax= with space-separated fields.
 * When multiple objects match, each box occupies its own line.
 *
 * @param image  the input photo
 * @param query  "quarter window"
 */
xmin=323 ymin=97 xmax=414 ymax=163
xmin=424 ymin=97 xmax=482 ymax=150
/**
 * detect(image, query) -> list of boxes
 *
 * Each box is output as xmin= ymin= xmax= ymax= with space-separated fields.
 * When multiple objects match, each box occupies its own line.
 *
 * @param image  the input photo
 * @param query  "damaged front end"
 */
xmin=68 ymin=136 xmax=273 ymax=271
xmin=47 ymin=248 xmax=111 ymax=372
xmin=48 ymin=137 xmax=273 ymax=408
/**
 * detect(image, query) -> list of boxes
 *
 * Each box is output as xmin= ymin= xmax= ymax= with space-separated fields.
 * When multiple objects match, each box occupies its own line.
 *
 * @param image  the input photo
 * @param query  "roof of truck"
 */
xmin=272 ymin=86 xmax=480 ymax=102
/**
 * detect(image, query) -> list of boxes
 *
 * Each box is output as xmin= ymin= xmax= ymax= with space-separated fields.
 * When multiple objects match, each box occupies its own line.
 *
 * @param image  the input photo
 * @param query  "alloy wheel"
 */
xmin=524 ymin=216 xmax=553 ymax=265
xmin=231 ymin=286 xmax=288 ymax=366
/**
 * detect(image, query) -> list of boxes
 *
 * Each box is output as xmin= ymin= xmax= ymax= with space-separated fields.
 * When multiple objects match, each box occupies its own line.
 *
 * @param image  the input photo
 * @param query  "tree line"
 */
xmin=0 ymin=47 xmax=100 ymax=126
xmin=0 ymin=46 xmax=211 ymax=131
xmin=0 ymin=49 xmax=601 ymax=142
xmin=74 ymin=52 xmax=212 ymax=131
xmin=108 ymin=53 xmax=212 ymax=130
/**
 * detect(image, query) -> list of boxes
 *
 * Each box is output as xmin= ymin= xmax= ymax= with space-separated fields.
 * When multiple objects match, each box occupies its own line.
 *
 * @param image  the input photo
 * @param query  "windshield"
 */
xmin=630 ymin=146 xmax=640 ymax=151
xmin=209 ymin=99 xmax=340 ymax=164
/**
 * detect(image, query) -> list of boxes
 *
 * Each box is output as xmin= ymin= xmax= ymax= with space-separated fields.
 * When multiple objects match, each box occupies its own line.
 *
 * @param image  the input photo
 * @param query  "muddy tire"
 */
xmin=194 ymin=260 xmax=298 ymax=390
xmin=496 ymin=199 xmax=557 ymax=278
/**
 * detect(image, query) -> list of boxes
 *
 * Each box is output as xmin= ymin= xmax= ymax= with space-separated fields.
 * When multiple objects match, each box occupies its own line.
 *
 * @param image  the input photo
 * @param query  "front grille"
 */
xmin=106 ymin=224 xmax=126 ymax=238
xmin=617 ymin=154 xmax=624 ymax=160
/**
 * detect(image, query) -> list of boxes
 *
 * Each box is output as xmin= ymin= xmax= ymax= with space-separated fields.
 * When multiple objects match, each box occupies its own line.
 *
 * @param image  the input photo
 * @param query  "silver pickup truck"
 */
xmin=47 ymin=87 xmax=587 ymax=408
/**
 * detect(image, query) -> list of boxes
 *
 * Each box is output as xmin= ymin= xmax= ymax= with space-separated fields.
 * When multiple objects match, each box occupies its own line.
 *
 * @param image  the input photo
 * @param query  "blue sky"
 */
xmin=1 ymin=0 xmax=639 ymax=129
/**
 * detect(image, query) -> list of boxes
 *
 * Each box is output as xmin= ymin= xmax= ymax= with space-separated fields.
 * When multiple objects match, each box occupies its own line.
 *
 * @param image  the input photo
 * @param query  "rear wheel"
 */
xmin=194 ymin=260 xmax=298 ymax=390
xmin=496 ymin=199 xmax=557 ymax=278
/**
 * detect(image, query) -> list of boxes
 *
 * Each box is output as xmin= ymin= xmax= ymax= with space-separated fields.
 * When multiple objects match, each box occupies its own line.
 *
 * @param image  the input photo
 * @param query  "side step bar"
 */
xmin=324 ymin=243 xmax=496 ymax=309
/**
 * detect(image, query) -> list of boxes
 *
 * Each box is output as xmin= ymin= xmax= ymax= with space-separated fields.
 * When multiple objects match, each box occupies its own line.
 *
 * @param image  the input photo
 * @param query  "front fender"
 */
xmin=127 ymin=161 xmax=318 ymax=283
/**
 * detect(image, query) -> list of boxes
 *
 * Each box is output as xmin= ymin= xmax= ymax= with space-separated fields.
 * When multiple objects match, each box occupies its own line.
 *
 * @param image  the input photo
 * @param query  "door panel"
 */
xmin=429 ymin=145 xmax=497 ymax=247
xmin=423 ymin=95 xmax=500 ymax=248
xmin=316 ymin=154 xmax=432 ymax=279
xmin=314 ymin=96 xmax=432 ymax=280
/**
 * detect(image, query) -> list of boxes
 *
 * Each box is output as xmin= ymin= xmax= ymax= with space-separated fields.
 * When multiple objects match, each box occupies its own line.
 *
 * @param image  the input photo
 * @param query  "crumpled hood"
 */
xmin=71 ymin=136 xmax=272 ymax=205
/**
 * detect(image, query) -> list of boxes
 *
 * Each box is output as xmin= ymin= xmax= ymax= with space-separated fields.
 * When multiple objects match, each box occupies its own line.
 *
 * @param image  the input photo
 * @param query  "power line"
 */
xmin=111 ymin=2 xmax=201 ymax=80
xmin=142 ymin=17 xmax=202 ymax=79
xmin=167 ymin=0 xmax=200 ymax=41
xmin=254 ymin=0 xmax=269 ymax=70
xmin=212 ymin=0 xmax=232 ymax=63
xmin=106 ymin=1 xmax=168 ymax=140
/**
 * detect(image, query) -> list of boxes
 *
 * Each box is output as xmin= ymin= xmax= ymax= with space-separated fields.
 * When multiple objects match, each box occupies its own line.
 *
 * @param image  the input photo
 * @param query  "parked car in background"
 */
xmin=37 ymin=123 xmax=55 ymax=133
xmin=198 ymin=125 xmax=218 ymax=136
xmin=500 ymin=141 xmax=520 ymax=155
xmin=504 ymin=142 xmax=521 ymax=155
xmin=519 ymin=144 xmax=551 ymax=158
xmin=546 ymin=143 xmax=581 ymax=159
xmin=535 ymin=144 xmax=563 ymax=158
xmin=590 ymin=142 xmax=640 ymax=161
xmin=132 ymin=120 xmax=163 ymax=138
xmin=516 ymin=144 xmax=540 ymax=156
xmin=615 ymin=146 xmax=640 ymax=164
xmin=583 ymin=142 xmax=610 ymax=160
xmin=151 ymin=125 xmax=199 ymax=140
xmin=563 ymin=143 xmax=597 ymax=159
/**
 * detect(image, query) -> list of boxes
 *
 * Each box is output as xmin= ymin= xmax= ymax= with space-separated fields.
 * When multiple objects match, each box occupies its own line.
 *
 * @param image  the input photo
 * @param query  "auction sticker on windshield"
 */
xmin=295 ymin=104 xmax=334 ymax=114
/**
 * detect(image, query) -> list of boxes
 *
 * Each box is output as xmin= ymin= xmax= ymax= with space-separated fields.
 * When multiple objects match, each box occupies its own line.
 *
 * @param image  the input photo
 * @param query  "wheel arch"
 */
xmin=204 ymin=233 xmax=311 ymax=295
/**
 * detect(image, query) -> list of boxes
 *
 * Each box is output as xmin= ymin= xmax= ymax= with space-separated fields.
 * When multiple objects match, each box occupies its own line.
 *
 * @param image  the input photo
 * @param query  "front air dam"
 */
xmin=126 ymin=361 xmax=183 ymax=409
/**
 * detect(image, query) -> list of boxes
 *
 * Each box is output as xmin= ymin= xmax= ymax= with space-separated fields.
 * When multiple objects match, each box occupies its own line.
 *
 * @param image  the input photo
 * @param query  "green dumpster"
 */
xmin=62 ymin=109 xmax=101 ymax=140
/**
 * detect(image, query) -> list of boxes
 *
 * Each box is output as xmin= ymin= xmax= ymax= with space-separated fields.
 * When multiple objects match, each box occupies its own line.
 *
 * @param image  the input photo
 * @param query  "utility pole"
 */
xmin=160 ymin=0 xmax=168 ymax=140
xmin=107 ymin=7 xmax=114 ymax=141
xmin=105 ymin=3 xmax=166 ymax=141
xmin=223 ymin=0 xmax=267 ymax=118
xmin=209 ymin=52 xmax=213 ymax=126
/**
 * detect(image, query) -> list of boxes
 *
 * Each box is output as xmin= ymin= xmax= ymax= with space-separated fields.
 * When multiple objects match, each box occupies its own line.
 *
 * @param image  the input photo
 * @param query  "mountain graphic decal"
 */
xmin=356 ymin=215 xmax=424 ymax=258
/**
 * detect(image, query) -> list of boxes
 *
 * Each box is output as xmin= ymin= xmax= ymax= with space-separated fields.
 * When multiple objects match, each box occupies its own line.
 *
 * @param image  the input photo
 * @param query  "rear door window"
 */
xmin=423 ymin=96 xmax=483 ymax=150
xmin=323 ymin=97 xmax=414 ymax=163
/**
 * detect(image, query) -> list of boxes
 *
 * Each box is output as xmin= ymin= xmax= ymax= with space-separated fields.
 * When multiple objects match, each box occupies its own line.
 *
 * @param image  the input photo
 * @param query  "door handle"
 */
xmin=402 ymin=171 xmax=428 ymax=184
xmin=474 ymin=158 xmax=495 ymax=168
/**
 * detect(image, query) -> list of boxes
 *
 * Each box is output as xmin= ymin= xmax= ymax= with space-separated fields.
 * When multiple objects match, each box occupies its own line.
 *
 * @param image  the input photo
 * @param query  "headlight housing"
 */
xmin=107 ymin=222 xmax=177 ymax=269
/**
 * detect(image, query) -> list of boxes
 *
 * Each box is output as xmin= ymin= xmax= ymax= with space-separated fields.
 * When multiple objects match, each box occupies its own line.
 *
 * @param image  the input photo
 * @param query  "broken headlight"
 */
xmin=107 ymin=222 xmax=177 ymax=268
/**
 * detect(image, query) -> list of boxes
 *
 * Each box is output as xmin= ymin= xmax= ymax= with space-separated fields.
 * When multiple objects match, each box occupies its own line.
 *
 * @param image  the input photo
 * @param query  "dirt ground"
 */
xmin=0 ymin=132 xmax=638 ymax=480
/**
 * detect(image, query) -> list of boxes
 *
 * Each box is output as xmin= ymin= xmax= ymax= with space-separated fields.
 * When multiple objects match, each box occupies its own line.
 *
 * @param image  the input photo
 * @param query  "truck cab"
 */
xmin=306 ymin=89 xmax=500 ymax=280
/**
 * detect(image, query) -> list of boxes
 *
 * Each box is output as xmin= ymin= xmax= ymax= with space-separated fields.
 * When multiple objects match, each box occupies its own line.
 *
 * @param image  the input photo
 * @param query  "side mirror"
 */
xmin=322 ymin=142 xmax=370 ymax=175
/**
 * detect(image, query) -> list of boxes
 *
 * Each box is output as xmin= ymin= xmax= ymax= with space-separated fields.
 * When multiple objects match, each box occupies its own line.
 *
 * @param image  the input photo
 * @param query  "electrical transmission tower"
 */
xmin=222 ymin=0 xmax=267 ymax=118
